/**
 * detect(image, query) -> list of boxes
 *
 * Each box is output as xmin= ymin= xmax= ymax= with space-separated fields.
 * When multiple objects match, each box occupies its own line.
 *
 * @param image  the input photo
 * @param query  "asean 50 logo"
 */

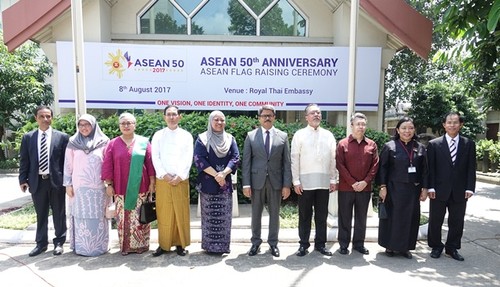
xmin=104 ymin=49 xmax=132 ymax=78
xmin=105 ymin=48 xmax=185 ymax=78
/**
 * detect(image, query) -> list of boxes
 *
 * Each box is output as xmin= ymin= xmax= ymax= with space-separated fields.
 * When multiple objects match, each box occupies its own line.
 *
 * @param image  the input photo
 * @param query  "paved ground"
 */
xmin=0 ymin=172 xmax=499 ymax=287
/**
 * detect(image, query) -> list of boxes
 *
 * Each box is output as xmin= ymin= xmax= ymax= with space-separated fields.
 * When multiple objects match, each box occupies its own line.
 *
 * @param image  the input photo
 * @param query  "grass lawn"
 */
xmin=0 ymin=203 xmax=298 ymax=230
xmin=279 ymin=203 xmax=299 ymax=228
xmin=0 ymin=203 xmax=39 ymax=230
xmin=0 ymin=202 xmax=426 ymax=230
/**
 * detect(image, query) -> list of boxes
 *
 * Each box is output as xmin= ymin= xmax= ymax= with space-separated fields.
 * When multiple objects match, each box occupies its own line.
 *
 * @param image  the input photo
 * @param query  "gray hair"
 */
xmin=350 ymin=112 xmax=367 ymax=125
xmin=304 ymin=103 xmax=319 ymax=113
xmin=119 ymin=112 xmax=136 ymax=123
xmin=258 ymin=104 xmax=275 ymax=116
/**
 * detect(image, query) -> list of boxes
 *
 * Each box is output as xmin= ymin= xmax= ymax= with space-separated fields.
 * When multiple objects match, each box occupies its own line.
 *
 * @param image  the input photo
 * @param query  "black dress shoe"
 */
xmin=29 ymin=245 xmax=48 ymax=257
xmin=401 ymin=251 xmax=412 ymax=259
xmin=445 ymin=250 xmax=464 ymax=261
xmin=269 ymin=246 xmax=280 ymax=257
xmin=176 ymin=246 xmax=188 ymax=256
xmin=385 ymin=249 xmax=395 ymax=257
xmin=53 ymin=243 xmax=63 ymax=256
xmin=430 ymin=248 xmax=442 ymax=259
xmin=248 ymin=244 xmax=260 ymax=256
xmin=315 ymin=247 xmax=333 ymax=256
xmin=338 ymin=247 xmax=348 ymax=255
xmin=353 ymin=246 xmax=369 ymax=255
xmin=296 ymin=246 xmax=308 ymax=257
xmin=152 ymin=246 xmax=165 ymax=257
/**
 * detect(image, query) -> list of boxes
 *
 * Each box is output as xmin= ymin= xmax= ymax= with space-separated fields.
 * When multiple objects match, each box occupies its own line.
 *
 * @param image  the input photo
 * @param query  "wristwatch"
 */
xmin=104 ymin=182 xmax=113 ymax=187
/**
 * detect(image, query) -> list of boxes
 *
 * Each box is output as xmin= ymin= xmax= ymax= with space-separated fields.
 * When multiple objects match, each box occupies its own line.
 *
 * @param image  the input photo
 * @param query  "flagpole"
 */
xmin=346 ymin=0 xmax=359 ymax=135
xmin=71 ymin=0 xmax=87 ymax=117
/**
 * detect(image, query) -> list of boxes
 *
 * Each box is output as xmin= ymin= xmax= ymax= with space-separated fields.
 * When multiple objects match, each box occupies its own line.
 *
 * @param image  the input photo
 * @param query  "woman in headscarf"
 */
xmin=194 ymin=111 xmax=240 ymax=254
xmin=63 ymin=114 xmax=110 ymax=256
xmin=101 ymin=112 xmax=156 ymax=255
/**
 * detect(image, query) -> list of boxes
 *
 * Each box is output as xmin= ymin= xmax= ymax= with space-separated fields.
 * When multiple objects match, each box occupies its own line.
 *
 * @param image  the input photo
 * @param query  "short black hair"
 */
xmin=394 ymin=116 xmax=417 ymax=141
xmin=163 ymin=105 xmax=180 ymax=115
xmin=34 ymin=105 xmax=53 ymax=117
xmin=442 ymin=111 xmax=464 ymax=124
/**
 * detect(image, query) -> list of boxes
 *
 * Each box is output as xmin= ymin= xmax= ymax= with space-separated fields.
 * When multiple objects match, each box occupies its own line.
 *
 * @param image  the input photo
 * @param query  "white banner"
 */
xmin=56 ymin=42 xmax=381 ymax=111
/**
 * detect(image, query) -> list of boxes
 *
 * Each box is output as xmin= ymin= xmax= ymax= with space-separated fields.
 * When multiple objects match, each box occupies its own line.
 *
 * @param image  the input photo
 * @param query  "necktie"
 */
xmin=265 ymin=130 xmax=270 ymax=158
xmin=39 ymin=132 xmax=48 ymax=173
xmin=450 ymin=138 xmax=456 ymax=164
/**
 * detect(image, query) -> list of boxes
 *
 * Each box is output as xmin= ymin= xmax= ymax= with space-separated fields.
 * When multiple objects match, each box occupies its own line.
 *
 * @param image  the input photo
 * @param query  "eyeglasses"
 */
xmin=307 ymin=110 xmax=321 ymax=115
xmin=119 ymin=121 xmax=135 ymax=127
xmin=78 ymin=123 xmax=91 ymax=128
xmin=259 ymin=114 xmax=275 ymax=118
xmin=353 ymin=122 xmax=367 ymax=127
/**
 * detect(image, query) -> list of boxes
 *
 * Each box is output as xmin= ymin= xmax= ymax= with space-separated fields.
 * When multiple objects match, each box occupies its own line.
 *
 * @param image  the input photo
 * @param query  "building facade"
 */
xmin=2 ymin=0 xmax=433 ymax=131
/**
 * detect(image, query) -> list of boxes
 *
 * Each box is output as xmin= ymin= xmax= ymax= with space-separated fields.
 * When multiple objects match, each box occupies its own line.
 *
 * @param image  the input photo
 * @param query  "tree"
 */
xmin=385 ymin=0 xmax=458 ymax=110
xmin=0 ymin=35 xmax=53 ymax=161
xmin=384 ymin=0 xmax=489 ymax=138
xmin=407 ymin=81 xmax=485 ymax=139
xmin=434 ymin=0 xmax=500 ymax=110
xmin=152 ymin=12 xmax=204 ymax=35
xmin=227 ymin=0 xmax=293 ymax=36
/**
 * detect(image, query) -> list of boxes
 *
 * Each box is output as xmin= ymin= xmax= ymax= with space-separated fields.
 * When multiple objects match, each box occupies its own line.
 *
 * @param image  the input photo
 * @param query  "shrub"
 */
xmin=0 ymin=158 xmax=18 ymax=169
xmin=14 ymin=111 xmax=392 ymax=204
xmin=476 ymin=139 xmax=494 ymax=161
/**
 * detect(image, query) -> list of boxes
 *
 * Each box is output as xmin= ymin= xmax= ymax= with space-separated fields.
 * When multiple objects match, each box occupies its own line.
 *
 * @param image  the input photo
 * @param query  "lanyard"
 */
xmin=398 ymin=139 xmax=414 ymax=166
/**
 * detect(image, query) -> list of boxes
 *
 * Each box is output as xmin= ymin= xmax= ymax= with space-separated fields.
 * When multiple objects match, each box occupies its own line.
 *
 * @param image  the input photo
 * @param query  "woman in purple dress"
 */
xmin=64 ymin=114 xmax=110 ymax=256
xmin=194 ymin=111 xmax=240 ymax=254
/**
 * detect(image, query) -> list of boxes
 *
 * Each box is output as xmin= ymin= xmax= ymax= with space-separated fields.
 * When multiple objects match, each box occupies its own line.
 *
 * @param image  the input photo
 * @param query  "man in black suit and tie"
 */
xmin=242 ymin=105 xmax=292 ymax=257
xmin=19 ymin=106 xmax=69 ymax=256
xmin=427 ymin=112 xmax=476 ymax=261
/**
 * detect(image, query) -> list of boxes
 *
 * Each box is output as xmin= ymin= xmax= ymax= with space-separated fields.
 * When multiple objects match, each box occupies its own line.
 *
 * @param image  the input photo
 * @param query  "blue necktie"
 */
xmin=265 ymin=130 xmax=270 ymax=158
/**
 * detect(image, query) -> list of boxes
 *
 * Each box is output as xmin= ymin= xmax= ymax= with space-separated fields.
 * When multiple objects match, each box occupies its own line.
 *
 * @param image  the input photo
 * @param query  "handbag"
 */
xmin=105 ymin=197 xmax=117 ymax=219
xmin=378 ymin=202 xmax=388 ymax=219
xmin=139 ymin=193 xmax=157 ymax=224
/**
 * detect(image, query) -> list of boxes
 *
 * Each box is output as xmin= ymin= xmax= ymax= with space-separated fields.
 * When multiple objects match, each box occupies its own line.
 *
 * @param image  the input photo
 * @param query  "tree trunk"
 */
xmin=0 ymin=125 xmax=6 ymax=161
xmin=482 ymin=151 xmax=490 ymax=173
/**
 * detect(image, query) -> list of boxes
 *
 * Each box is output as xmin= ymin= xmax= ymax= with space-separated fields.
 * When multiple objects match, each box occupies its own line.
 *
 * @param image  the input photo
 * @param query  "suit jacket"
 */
xmin=242 ymin=127 xmax=292 ymax=190
xmin=427 ymin=135 xmax=476 ymax=202
xmin=18 ymin=128 xmax=69 ymax=194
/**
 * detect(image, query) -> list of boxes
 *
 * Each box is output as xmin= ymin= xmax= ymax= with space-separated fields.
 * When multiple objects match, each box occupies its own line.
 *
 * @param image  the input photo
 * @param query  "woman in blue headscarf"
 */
xmin=193 ymin=111 xmax=240 ymax=254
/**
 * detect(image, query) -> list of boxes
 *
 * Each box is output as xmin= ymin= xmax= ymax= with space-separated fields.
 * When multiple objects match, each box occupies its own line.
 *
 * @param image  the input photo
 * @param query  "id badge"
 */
xmin=408 ymin=166 xmax=416 ymax=173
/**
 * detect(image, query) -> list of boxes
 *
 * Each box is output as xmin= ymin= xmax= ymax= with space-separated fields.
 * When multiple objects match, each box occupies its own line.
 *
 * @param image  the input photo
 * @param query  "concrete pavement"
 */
xmin=0 ymin=172 xmax=499 ymax=287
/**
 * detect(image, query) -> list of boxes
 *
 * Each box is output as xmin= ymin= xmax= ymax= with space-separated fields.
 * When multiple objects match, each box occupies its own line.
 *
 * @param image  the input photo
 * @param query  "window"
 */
xmin=139 ymin=0 xmax=306 ymax=36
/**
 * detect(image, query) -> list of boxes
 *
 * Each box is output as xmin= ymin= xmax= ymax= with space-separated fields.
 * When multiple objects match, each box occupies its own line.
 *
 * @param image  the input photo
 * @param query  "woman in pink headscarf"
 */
xmin=64 ymin=114 xmax=110 ymax=256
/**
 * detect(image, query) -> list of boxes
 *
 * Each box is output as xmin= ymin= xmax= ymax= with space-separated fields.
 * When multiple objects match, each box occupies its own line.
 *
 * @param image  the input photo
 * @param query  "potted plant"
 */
xmin=476 ymin=139 xmax=494 ymax=173
xmin=488 ymin=141 xmax=500 ymax=173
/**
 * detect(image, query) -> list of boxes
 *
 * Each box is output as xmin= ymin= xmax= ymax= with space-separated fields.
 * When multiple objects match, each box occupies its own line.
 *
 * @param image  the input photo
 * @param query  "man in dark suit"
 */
xmin=427 ymin=112 xmax=476 ymax=261
xmin=242 ymin=105 xmax=292 ymax=257
xmin=19 ymin=106 xmax=69 ymax=257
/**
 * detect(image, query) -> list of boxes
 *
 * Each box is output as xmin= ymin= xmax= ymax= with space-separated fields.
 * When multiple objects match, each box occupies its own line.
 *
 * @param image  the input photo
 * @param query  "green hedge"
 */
xmin=14 ymin=111 xmax=390 ymax=204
